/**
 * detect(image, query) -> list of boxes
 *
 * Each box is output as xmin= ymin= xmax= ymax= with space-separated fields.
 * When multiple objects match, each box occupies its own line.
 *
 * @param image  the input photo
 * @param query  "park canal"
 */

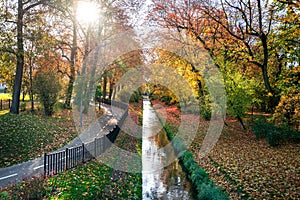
xmin=142 ymin=100 xmax=194 ymax=200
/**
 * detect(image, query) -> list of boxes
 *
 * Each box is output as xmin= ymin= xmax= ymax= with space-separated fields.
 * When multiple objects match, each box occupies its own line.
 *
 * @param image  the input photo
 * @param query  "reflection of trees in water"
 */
xmin=142 ymin=102 xmax=193 ymax=199
xmin=164 ymin=160 xmax=191 ymax=199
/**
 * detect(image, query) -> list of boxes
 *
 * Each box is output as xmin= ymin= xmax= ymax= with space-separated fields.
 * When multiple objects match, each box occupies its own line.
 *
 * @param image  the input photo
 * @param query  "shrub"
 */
xmin=252 ymin=118 xmax=273 ymax=139
xmin=190 ymin=167 xmax=209 ymax=184
xmin=182 ymin=151 xmax=193 ymax=163
xmin=273 ymin=89 xmax=300 ymax=131
xmin=1 ymin=191 xmax=8 ymax=200
xmin=130 ymin=91 xmax=141 ymax=103
xmin=275 ymin=67 xmax=300 ymax=130
xmin=20 ymin=102 xmax=26 ymax=111
xmin=171 ymin=137 xmax=186 ymax=154
xmin=197 ymin=183 xmax=230 ymax=200
xmin=33 ymin=70 xmax=62 ymax=116
xmin=160 ymin=115 xmax=229 ymax=199
xmin=54 ymin=102 xmax=64 ymax=112
xmin=183 ymin=157 xmax=195 ymax=170
xmin=199 ymin=97 xmax=211 ymax=120
xmin=266 ymin=128 xmax=283 ymax=146
xmin=252 ymin=119 xmax=300 ymax=146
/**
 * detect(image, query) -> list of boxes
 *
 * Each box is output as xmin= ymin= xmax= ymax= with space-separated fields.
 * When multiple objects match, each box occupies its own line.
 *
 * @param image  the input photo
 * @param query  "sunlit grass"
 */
xmin=0 ymin=93 xmax=30 ymax=101
xmin=0 ymin=110 xmax=9 ymax=115
xmin=0 ymin=93 xmax=12 ymax=100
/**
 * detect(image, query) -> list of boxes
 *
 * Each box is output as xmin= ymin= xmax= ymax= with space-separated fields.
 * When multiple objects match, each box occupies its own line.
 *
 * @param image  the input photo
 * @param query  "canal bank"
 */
xmin=152 ymin=100 xmax=230 ymax=200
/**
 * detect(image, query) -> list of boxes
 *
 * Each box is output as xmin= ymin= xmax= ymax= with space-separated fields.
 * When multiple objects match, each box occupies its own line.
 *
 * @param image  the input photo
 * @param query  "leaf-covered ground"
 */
xmin=1 ymin=102 xmax=143 ymax=199
xmin=0 ymin=110 xmax=77 ymax=168
xmin=1 ymin=158 xmax=142 ymax=199
xmin=152 ymin=100 xmax=300 ymax=199
xmin=43 ymin=159 xmax=142 ymax=199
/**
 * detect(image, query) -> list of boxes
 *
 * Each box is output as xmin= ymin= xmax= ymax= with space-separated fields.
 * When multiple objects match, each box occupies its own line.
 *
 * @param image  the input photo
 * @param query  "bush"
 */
xmin=275 ymin=67 xmax=300 ymax=130
xmin=130 ymin=91 xmax=141 ymax=103
xmin=171 ymin=136 xmax=186 ymax=154
xmin=252 ymin=118 xmax=272 ymax=139
xmin=190 ymin=167 xmax=209 ymax=184
xmin=33 ymin=70 xmax=62 ymax=116
xmin=160 ymin=115 xmax=229 ymax=199
xmin=54 ymin=102 xmax=65 ymax=112
xmin=199 ymin=97 xmax=211 ymax=120
xmin=182 ymin=151 xmax=193 ymax=163
xmin=20 ymin=102 xmax=26 ymax=111
xmin=197 ymin=183 xmax=230 ymax=200
xmin=273 ymin=88 xmax=300 ymax=131
xmin=252 ymin=119 xmax=300 ymax=146
xmin=265 ymin=128 xmax=283 ymax=146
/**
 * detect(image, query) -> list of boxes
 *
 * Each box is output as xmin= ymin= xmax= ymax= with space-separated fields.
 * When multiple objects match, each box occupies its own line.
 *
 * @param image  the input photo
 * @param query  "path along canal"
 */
xmin=142 ymin=100 xmax=194 ymax=200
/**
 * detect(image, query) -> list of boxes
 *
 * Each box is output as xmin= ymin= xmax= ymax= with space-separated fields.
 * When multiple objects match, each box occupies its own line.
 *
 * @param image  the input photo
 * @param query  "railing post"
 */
xmin=8 ymin=99 xmax=10 ymax=109
xmin=0 ymin=99 xmax=2 ymax=110
xmin=55 ymin=153 xmax=58 ymax=175
xmin=44 ymin=153 xmax=47 ymax=178
xmin=65 ymin=148 xmax=69 ymax=170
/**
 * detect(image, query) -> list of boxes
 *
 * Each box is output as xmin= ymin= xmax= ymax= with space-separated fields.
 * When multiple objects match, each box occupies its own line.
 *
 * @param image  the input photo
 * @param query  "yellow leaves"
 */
xmin=267 ymin=92 xmax=273 ymax=97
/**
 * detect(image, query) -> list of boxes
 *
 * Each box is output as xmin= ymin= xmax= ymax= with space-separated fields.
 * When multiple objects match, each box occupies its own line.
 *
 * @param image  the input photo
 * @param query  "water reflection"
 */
xmin=142 ymin=100 xmax=193 ymax=200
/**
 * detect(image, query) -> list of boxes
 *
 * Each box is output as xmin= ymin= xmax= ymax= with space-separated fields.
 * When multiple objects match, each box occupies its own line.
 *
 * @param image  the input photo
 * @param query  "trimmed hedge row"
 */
xmin=252 ymin=119 xmax=300 ymax=146
xmin=163 ymin=123 xmax=230 ymax=200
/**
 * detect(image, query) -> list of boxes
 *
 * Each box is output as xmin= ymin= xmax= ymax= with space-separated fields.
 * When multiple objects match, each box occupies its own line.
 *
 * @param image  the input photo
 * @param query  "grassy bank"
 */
xmin=0 ymin=111 xmax=77 ymax=168
xmin=153 ymin=101 xmax=229 ymax=199
xmin=1 ymin=102 xmax=143 ymax=199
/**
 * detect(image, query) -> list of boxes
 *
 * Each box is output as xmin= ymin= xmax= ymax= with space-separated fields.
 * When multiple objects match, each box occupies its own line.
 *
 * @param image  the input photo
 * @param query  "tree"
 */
xmin=33 ymin=70 xmax=62 ymax=116
xmin=205 ymin=0 xmax=278 ymax=101
xmin=3 ymin=0 xmax=49 ymax=114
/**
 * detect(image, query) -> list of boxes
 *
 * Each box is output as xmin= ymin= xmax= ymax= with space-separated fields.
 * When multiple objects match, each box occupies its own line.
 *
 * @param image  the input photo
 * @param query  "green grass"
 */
xmin=44 ymin=161 xmax=142 ymax=199
xmin=1 ymin=160 xmax=142 ymax=200
xmin=0 ymin=112 xmax=77 ymax=168
xmin=1 ymin=110 xmax=143 ymax=199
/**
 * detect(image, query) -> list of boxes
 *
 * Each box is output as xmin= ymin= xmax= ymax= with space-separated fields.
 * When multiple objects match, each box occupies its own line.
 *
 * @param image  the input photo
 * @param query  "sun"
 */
xmin=76 ymin=1 xmax=99 ymax=24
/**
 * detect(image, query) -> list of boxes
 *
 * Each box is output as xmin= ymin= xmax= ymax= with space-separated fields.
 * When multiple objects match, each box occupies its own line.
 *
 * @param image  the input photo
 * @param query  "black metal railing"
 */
xmin=44 ymin=100 xmax=128 ymax=177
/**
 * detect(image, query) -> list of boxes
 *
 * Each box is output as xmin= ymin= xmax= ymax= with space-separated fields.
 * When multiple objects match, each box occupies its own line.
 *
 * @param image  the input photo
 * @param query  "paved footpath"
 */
xmin=0 ymin=104 xmax=125 ymax=189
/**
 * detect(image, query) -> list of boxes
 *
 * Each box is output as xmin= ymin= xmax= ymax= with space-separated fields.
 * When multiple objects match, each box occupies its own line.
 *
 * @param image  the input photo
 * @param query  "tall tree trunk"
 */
xmin=29 ymin=59 xmax=34 ymax=112
xmin=64 ymin=15 xmax=77 ymax=109
xmin=190 ymin=64 xmax=204 ymax=97
xmin=261 ymin=34 xmax=273 ymax=95
xmin=108 ymin=78 xmax=114 ymax=100
xmin=11 ymin=0 xmax=24 ymax=114
xmin=64 ymin=3 xmax=77 ymax=108
xmin=22 ymin=91 xmax=25 ymax=102
xmin=237 ymin=116 xmax=246 ymax=131
xmin=102 ymin=76 xmax=107 ymax=99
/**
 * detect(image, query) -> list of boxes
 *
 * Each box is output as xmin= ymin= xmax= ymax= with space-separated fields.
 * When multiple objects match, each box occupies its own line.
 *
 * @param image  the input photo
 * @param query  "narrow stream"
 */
xmin=142 ymin=100 xmax=194 ymax=200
